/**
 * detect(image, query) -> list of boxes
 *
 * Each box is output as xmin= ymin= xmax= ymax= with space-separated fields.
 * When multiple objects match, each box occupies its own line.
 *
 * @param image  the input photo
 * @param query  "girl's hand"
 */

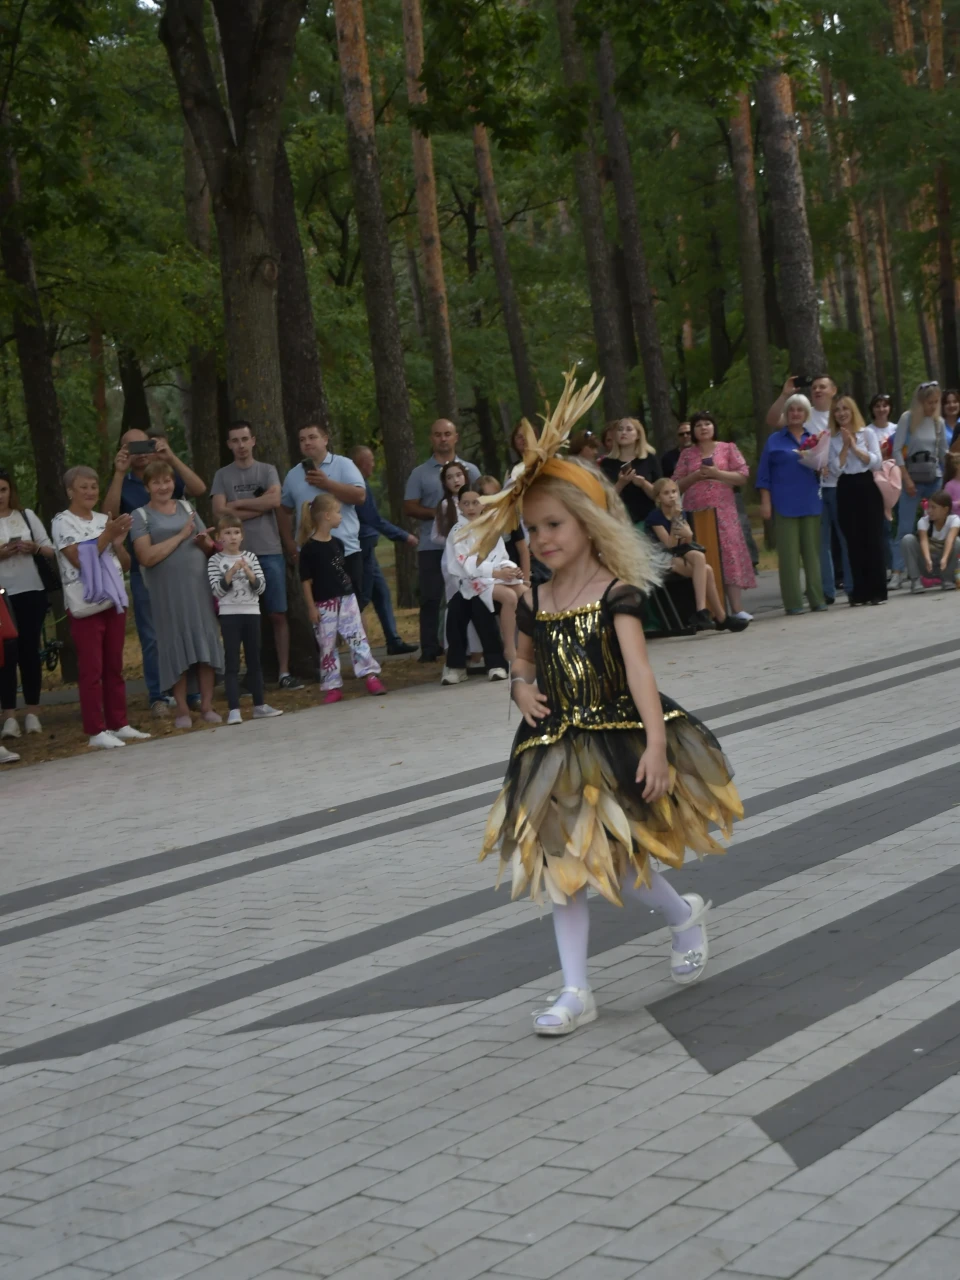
xmin=307 ymin=605 xmax=320 ymax=626
xmin=759 ymin=495 xmax=772 ymax=521
xmin=224 ymin=562 xmax=236 ymax=582
xmin=513 ymin=680 xmax=550 ymax=727
xmin=616 ymin=466 xmax=634 ymax=490
xmin=924 ymin=556 xmax=933 ymax=574
xmin=699 ymin=464 xmax=721 ymax=481
xmin=940 ymin=554 xmax=950 ymax=572
xmin=636 ymin=745 xmax=670 ymax=802
xmin=903 ymin=474 xmax=917 ymax=498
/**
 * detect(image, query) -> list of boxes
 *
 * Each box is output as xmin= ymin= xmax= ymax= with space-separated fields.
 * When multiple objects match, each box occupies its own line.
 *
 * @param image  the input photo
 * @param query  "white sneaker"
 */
xmin=111 ymin=725 xmax=151 ymax=741
xmin=252 ymin=704 xmax=283 ymax=719
xmin=488 ymin=667 xmax=508 ymax=681
xmin=0 ymin=744 xmax=20 ymax=763
xmin=890 ymin=570 xmax=904 ymax=589
xmin=731 ymin=611 xmax=753 ymax=622
xmin=24 ymin=714 xmax=41 ymax=734
xmin=89 ymin=731 xmax=124 ymax=749
xmin=441 ymin=666 xmax=468 ymax=686
xmin=1 ymin=717 xmax=19 ymax=739
xmin=227 ymin=708 xmax=242 ymax=725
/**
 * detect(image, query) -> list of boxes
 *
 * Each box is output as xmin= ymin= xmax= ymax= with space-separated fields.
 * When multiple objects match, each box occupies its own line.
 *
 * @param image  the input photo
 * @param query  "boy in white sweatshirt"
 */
xmin=208 ymin=516 xmax=283 ymax=724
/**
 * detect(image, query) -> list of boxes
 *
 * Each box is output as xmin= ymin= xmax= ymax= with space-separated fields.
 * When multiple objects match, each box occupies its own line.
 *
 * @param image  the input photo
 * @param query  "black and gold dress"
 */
xmin=481 ymin=581 xmax=742 ymax=904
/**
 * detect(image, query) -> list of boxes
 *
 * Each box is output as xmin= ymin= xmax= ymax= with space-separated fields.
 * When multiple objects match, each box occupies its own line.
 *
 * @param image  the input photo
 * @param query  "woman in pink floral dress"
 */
xmin=673 ymin=412 xmax=756 ymax=619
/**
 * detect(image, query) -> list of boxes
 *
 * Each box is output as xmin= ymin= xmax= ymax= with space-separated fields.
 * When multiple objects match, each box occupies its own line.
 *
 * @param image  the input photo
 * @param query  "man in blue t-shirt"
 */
xmin=102 ymin=428 xmax=206 ymax=714
xmin=279 ymin=423 xmax=367 ymax=596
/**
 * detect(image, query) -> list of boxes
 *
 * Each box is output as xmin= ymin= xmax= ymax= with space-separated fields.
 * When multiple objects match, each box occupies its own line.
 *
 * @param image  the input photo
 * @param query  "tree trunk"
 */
xmin=473 ymin=390 xmax=501 ymax=476
xmin=877 ymin=193 xmax=903 ymax=408
xmin=405 ymin=232 xmax=427 ymax=339
xmin=162 ymin=0 xmax=317 ymax=677
xmin=0 ymin=113 xmax=73 ymax=677
xmin=755 ymin=68 xmax=825 ymax=375
xmin=333 ymin=0 xmax=417 ymax=606
xmin=401 ymin=0 xmax=458 ymax=422
xmin=274 ymin=139 xmax=331 ymax=460
xmin=472 ymin=122 xmax=538 ymax=422
xmin=889 ymin=0 xmax=940 ymax=379
xmin=160 ymin=0 xmax=303 ymax=475
xmin=555 ymin=0 xmax=629 ymax=420
xmin=0 ymin=147 xmax=66 ymax=527
xmin=924 ymin=1 xmax=958 ymax=385
xmin=595 ymin=31 xmax=673 ymax=444
xmin=182 ymin=123 xmax=219 ymax=512
xmin=89 ymin=321 xmax=110 ymax=477
xmin=118 ymin=347 xmax=151 ymax=434
xmin=727 ymin=91 xmax=773 ymax=464
xmin=610 ymin=245 xmax=638 ymax=369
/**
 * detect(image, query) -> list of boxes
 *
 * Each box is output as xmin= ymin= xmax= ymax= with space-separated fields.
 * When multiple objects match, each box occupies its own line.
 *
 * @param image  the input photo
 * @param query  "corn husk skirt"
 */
xmin=480 ymin=703 xmax=742 ymax=906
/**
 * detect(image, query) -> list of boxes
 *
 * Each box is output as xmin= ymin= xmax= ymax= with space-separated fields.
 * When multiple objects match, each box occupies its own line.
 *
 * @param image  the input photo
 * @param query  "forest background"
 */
xmin=0 ymin=0 xmax=952 ymax=617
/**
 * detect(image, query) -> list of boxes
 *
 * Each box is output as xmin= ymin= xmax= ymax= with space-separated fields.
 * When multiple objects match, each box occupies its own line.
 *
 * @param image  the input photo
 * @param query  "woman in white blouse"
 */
xmin=831 ymin=397 xmax=886 ymax=605
xmin=0 ymin=466 xmax=56 ymax=743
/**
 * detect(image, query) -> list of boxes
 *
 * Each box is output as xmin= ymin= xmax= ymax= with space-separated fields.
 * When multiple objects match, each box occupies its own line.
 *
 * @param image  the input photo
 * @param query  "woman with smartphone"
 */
xmin=599 ymin=418 xmax=661 ymax=525
xmin=0 ymin=467 xmax=56 ymax=744
xmin=672 ymin=412 xmax=755 ymax=620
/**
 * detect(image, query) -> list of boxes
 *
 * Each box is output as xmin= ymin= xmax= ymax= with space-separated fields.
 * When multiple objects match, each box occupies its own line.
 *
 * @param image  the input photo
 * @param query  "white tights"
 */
xmin=536 ymin=870 xmax=699 ymax=1028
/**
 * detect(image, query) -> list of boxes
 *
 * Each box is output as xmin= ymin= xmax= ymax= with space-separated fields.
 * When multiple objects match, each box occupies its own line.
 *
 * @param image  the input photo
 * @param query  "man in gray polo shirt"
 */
xmin=403 ymin=419 xmax=480 ymax=661
xmin=210 ymin=421 xmax=304 ymax=691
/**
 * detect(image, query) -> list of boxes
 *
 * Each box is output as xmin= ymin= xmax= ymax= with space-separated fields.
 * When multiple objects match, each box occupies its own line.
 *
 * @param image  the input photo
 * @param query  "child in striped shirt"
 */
xmin=208 ymin=515 xmax=283 ymax=724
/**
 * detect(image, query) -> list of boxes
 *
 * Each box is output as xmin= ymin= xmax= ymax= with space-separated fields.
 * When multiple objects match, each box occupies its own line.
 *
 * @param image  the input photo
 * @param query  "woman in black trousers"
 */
xmin=831 ymin=398 xmax=887 ymax=605
xmin=0 ymin=468 xmax=55 ymax=737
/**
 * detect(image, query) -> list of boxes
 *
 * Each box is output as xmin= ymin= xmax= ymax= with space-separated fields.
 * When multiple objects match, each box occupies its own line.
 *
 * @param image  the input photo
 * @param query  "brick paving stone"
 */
xmin=831 ymin=1205 xmax=956 ymax=1262
xmin=6 ymin=609 xmax=960 ymax=1280
xmin=600 ymin=1205 xmax=723 ymax=1262
xmin=878 ymin=1235 xmax=960 ymax=1279
xmin=724 ymin=1221 xmax=853 ymax=1277
xmin=698 ymin=1191 xmax=824 ymax=1245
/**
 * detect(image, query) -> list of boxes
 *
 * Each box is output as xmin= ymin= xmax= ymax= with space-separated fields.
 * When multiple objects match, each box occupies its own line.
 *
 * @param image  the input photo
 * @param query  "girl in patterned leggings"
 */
xmin=298 ymin=494 xmax=386 ymax=704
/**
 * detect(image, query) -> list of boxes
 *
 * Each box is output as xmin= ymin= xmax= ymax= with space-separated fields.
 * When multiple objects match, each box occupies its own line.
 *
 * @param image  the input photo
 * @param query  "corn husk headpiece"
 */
xmin=459 ymin=369 xmax=606 ymax=560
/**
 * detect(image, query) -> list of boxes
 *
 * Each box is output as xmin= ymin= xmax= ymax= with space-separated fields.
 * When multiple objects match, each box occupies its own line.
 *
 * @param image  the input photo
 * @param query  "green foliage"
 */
xmin=0 ymin=0 xmax=950 ymax=512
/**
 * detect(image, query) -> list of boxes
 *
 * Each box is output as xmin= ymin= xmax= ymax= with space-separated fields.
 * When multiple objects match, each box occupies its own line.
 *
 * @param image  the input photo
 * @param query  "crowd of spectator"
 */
xmin=1 ymin=379 xmax=957 ymax=763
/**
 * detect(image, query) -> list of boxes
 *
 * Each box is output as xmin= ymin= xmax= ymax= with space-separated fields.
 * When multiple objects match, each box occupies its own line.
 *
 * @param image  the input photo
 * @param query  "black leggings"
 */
xmin=0 ymin=588 xmax=47 ymax=710
xmin=219 ymin=614 xmax=264 ymax=709
xmin=445 ymin=593 xmax=506 ymax=670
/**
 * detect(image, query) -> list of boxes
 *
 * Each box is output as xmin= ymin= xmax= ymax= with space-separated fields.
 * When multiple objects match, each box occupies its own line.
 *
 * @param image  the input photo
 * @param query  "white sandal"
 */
xmin=670 ymin=894 xmax=711 ymax=986
xmin=532 ymin=986 xmax=597 ymax=1036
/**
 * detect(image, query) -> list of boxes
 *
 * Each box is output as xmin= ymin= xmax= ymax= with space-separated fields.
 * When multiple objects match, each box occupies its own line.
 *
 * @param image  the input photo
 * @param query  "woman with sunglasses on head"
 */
xmin=0 ymin=467 xmax=56 ymax=752
xmin=891 ymin=382 xmax=948 ymax=586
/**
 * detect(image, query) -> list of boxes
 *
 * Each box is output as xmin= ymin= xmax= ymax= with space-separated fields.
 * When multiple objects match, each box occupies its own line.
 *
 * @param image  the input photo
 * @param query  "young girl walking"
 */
xmin=298 ymin=494 xmax=386 ymax=703
xmin=468 ymin=372 xmax=742 ymax=1035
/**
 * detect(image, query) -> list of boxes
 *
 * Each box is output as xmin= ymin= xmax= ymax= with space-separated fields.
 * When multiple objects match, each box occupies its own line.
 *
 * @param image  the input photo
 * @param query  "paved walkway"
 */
xmin=2 ymin=587 xmax=960 ymax=1278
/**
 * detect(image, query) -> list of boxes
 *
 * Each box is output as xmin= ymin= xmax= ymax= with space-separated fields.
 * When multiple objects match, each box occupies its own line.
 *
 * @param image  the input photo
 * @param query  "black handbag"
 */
xmin=23 ymin=510 xmax=60 ymax=593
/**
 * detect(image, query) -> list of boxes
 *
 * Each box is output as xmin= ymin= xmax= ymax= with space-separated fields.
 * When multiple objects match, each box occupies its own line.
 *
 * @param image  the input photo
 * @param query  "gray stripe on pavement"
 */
xmin=0 ymin=756 xmax=947 ymax=1066
xmin=3 ymin=725 xmax=959 ymax=952
xmin=0 ymin=634 xmax=950 ymax=919
xmin=756 ymin=1000 xmax=960 ymax=1168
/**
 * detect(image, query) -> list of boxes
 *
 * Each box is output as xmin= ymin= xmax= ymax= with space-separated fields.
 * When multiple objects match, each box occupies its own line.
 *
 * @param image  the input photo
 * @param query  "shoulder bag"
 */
xmin=23 ymin=509 xmax=60 ymax=593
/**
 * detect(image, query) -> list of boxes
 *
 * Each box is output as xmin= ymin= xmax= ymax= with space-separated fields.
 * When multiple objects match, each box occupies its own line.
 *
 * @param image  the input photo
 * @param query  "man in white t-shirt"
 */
xmin=900 ymin=490 xmax=960 ymax=592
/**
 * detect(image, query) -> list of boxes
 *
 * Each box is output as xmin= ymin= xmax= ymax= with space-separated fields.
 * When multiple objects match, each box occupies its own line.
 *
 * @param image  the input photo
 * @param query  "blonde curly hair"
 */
xmin=526 ymin=459 xmax=661 ymax=593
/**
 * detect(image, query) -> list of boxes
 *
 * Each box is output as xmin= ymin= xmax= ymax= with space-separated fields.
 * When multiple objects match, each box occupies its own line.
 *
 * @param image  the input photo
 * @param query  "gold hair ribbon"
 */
xmin=540 ymin=458 xmax=607 ymax=509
